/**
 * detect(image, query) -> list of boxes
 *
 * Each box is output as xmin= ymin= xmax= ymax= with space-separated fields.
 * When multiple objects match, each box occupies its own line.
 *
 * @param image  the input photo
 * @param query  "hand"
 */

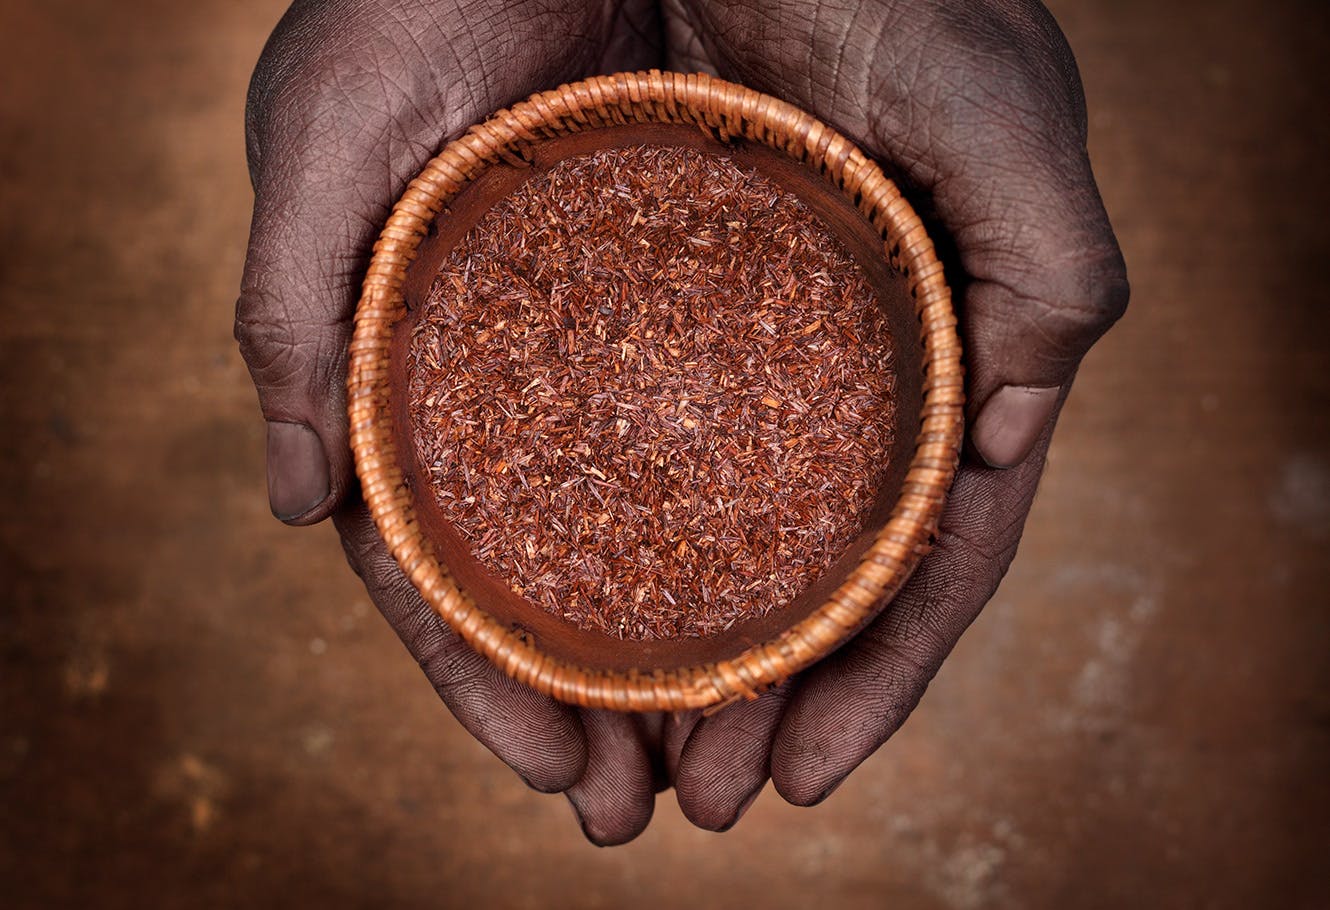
xmin=236 ymin=0 xmax=672 ymax=845
xmin=237 ymin=0 xmax=1128 ymax=844
xmin=660 ymin=0 xmax=1129 ymax=829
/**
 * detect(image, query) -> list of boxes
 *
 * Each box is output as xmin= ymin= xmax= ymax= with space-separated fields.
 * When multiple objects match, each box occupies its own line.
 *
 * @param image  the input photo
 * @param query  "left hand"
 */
xmin=658 ymin=0 xmax=1129 ymax=830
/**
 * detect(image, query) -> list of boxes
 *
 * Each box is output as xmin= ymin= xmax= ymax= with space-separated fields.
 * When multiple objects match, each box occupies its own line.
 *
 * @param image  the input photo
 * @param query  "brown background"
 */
xmin=2 ymin=0 xmax=1327 ymax=907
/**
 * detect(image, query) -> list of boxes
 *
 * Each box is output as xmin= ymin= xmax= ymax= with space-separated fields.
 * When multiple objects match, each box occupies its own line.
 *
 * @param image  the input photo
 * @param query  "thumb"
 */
xmin=233 ymin=2 xmax=383 ymax=526
xmin=672 ymin=0 xmax=1129 ymax=468
xmin=235 ymin=201 xmax=355 ymax=524
xmin=957 ymin=158 xmax=1130 ymax=467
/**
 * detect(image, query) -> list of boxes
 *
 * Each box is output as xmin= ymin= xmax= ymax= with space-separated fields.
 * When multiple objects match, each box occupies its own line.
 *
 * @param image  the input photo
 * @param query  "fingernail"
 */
xmin=972 ymin=385 xmax=1060 ymax=468
xmin=717 ymin=785 xmax=763 ymax=832
xmin=266 ymin=421 xmax=330 ymax=521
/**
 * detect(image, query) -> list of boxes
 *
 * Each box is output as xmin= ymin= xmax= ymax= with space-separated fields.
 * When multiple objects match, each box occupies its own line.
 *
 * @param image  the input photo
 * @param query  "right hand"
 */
xmin=236 ymin=0 xmax=669 ymax=846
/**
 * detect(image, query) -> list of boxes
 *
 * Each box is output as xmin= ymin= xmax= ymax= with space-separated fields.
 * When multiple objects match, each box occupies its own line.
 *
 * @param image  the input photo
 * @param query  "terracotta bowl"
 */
xmin=348 ymin=71 xmax=964 ymax=711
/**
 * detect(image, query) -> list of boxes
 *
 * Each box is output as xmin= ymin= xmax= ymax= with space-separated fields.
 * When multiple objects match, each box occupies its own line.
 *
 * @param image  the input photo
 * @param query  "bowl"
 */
xmin=348 ymin=70 xmax=963 ymax=711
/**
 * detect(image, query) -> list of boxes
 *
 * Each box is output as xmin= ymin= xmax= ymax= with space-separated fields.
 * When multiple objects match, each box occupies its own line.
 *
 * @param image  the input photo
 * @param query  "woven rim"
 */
xmin=348 ymin=70 xmax=964 ymax=711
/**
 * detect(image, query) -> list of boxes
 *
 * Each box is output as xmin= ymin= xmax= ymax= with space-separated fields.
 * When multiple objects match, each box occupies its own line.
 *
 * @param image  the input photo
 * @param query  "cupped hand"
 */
xmin=237 ymin=0 xmax=1128 ymax=844
xmin=237 ymin=0 xmax=668 ymax=845
xmin=661 ymin=0 xmax=1129 ymax=829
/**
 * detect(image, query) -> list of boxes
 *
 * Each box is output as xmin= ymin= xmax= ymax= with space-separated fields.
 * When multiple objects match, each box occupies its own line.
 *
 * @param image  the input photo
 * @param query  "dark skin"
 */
xmin=238 ymin=0 xmax=1128 ymax=845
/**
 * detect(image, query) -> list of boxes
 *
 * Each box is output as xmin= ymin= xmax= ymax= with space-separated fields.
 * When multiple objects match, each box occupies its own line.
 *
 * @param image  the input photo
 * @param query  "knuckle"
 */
xmin=233 ymin=301 xmax=311 ymax=389
xmin=245 ymin=4 xmax=394 ymax=183
xmin=1006 ymin=238 xmax=1130 ymax=352
xmin=233 ymin=277 xmax=351 ymax=400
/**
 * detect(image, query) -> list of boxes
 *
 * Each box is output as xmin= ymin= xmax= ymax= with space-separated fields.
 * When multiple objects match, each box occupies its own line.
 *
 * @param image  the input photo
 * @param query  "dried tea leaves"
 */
xmin=408 ymin=144 xmax=895 ymax=640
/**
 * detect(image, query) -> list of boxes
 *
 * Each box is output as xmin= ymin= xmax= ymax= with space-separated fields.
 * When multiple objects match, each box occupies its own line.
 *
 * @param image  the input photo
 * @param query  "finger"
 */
xmin=565 ymin=710 xmax=656 ymax=846
xmin=662 ymin=708 xmax=703 ymax=786
xmin=954 ymin=183 xmax=1127 ymax=468
xmin=770 ymin=428 xmax=1055 ymax=806
xmin=671 ymin=0 xmax=1129 ymax=467
xmin=236 ymin=0 xmax=656 ymax=524
xmin=334 ymin=501 xmax=587 ymax=792
xmin=674 ymin=682 xmax=793 ymax=831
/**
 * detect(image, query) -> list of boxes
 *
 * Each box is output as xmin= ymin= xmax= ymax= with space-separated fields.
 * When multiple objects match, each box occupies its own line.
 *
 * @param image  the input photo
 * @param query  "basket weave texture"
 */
xmin=348 ymin=70 xmax=964 ymax=711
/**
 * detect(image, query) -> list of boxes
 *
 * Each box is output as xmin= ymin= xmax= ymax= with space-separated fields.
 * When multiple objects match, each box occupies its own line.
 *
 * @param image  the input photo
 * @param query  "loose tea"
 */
xmin=408 ymin=144 xmax=895 ymax=640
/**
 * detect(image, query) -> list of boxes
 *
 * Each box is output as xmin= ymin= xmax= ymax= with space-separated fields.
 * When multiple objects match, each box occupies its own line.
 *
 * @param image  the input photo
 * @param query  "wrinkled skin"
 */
xmin=237 ymin=0 xmax=1128 ymax=845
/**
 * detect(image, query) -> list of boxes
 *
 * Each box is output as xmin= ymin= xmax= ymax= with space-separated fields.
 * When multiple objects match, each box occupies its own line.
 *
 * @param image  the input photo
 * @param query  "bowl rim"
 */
xmin=347 ymin=69 xmax=964 ymax=711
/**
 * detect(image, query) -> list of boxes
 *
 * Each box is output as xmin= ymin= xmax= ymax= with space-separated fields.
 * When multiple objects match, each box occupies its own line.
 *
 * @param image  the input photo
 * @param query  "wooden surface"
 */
xmin=1 ymin=0 xmax=1327 ymax=906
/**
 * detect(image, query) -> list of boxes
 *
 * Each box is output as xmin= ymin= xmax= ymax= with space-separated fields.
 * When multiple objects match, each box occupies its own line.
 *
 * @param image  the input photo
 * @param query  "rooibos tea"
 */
xmin=408 ymin=144 xmax=896 ymax=640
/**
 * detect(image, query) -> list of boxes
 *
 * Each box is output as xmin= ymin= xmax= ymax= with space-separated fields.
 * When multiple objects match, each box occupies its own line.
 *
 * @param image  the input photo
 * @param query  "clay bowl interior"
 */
xmin=390 ymin=121 xmax=924 ymax=675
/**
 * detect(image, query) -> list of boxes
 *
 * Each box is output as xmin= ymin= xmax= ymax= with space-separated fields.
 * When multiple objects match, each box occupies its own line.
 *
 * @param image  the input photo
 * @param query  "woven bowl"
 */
xmin=348 ymin=70 xmax=964 ymax=711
